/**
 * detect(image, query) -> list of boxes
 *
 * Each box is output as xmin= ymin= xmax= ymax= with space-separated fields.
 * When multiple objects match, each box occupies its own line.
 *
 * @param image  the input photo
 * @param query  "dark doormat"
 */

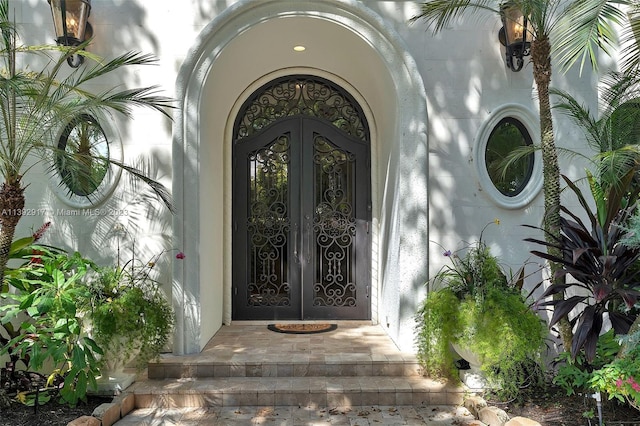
xmin=267 ymin=323 xmax=338 ymax=334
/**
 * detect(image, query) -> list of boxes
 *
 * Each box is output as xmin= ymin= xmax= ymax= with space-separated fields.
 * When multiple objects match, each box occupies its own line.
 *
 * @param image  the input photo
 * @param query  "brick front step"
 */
xmin=147 ymin=358 xmax=421 ymax=379
xmin=128 ymin=376 xmax=464 ymax=408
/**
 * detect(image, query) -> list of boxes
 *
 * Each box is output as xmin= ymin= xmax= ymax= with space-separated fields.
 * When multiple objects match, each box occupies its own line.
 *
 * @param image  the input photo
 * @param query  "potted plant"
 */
xmin=85 ymin=247 xmax=178 ymax=392
xmin=415 ymin=221 xmax=546 ymax=400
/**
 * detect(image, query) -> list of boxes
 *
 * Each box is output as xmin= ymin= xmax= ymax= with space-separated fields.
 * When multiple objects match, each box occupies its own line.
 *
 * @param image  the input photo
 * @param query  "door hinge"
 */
xmin=234 ymin=287 xmax=237 ymax=295
xmin=366 ymin=222 xmax=369 ymax=234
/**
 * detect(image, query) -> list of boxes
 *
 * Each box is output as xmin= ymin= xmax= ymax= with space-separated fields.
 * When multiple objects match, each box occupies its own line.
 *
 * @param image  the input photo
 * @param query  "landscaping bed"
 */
xmin=0 ymin=395 xmax=111 ymax=426
xmin=493 ymin=386 xmax=640 ymax=425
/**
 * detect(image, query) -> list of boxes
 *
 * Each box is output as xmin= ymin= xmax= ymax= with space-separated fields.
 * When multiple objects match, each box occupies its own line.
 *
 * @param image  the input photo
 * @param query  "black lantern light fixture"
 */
xmin=48 ymin=0 xmax=92 ymax=67
xmin=498 ymin=2 xmax=532 ymax=72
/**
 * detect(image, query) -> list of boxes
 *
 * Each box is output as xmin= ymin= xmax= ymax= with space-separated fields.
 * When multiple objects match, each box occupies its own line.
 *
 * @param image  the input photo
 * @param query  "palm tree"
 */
xmin=0 ymin=0 xmax=173 ymax=281
xmin=412 ymin=0 xmax=631 ymax=352
xmin=551 ymin=69 xmax=640 ymax=348
xmin=553 ymin=69 xmax=640 ymax=195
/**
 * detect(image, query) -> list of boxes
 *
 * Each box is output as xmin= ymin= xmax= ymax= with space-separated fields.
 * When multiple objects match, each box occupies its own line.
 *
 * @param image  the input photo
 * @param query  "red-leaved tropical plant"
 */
xmin=525 ymin=173 xmax=640 ymax=362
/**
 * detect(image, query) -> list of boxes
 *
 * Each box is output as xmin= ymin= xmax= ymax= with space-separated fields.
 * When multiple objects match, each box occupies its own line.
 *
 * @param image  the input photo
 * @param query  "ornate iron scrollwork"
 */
xmin=312 ymin=134 xmax=357 ymax=307
xmin=235 ymin=75 xmax=369 ymax=142
xmin=246 ymin=134 xmax=291 ymax=307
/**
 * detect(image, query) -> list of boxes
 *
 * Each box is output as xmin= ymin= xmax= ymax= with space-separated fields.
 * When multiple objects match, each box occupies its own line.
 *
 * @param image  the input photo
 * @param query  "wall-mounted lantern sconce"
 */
xmin=498 ymin=2 xmax=533 ymax=72
xmin=48 ymin=0 xmax=92 ymax=67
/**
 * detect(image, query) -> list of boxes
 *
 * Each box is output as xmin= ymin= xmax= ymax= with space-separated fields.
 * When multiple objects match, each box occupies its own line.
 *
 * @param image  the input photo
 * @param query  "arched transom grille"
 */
xmin=234 ymin=75 xmax=369 ymax=141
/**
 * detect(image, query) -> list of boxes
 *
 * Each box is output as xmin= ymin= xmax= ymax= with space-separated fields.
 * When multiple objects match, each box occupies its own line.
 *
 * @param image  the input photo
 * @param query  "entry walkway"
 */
xmin=113 ymin=404 xmax=476 ymax=425
xmin=111 ymin=323 xmax=476 ymax=425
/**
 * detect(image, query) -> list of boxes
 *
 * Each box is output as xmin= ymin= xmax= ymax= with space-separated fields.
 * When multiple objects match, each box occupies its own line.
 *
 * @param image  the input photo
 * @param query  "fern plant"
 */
xmin=416 ymin=224 xmax=546 ymax=400
xmin=86 ymin=250 xmax=176 ymax=372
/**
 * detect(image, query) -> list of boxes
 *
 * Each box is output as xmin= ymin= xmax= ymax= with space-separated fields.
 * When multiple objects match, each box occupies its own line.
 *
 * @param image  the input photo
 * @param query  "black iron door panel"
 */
xmin=233 ymin=116 xmax=370 ymax=320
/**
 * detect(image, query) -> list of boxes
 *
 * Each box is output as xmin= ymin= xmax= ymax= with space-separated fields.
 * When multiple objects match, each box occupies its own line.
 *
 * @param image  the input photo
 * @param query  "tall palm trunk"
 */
xmin=0 ymin=179 xmax=24 ymax=283
xmin=621 ymin=315 xmax=639 ymax=355
xmin=531 ymin=35 xmax=574 ymax=351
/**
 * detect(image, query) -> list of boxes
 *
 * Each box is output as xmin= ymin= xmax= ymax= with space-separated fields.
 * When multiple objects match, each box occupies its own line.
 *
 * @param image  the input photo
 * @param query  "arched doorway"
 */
xmin=172 ymin=0 xmax=428 ymax=354
xmin=232 ymin=76 xmax=371 ymax=320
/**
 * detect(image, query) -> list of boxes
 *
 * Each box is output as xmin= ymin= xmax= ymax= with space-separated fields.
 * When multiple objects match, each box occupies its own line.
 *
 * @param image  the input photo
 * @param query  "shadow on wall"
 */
xmin=40 ymin=153 xmax=173 ymax=280
xmin=191 ymin=0 xmax=234 ymax=26
xmin=16 ymin=2 xmax=175 ymax=275
xmin=375 ymin=2 xmax=589 ymax=343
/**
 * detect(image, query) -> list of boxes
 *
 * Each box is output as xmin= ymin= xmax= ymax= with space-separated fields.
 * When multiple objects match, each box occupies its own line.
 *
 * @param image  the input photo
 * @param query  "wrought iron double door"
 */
xmin=233 ymin=116 xmax=371 ymax=320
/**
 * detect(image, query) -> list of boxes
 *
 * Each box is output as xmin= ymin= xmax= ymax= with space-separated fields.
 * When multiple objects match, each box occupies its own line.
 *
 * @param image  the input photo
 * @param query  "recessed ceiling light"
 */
xmin=293 ymin=45 xmax=306 ymax=52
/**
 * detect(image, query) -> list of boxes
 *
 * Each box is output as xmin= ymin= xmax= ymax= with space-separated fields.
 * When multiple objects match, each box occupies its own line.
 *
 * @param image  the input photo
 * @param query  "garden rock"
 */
xmin=479 ymin=406 xmax=510 ymax=426
xmin=464 ymin=395 xmax=488 ymax=417
xmin=505 ymin=417 xmax=542 ymax=426
xmin=66 ymin=416 xmax=101 ymax=426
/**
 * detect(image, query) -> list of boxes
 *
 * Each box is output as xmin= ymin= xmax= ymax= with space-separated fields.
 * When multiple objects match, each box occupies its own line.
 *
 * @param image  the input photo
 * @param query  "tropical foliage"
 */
xmin=416 ymin=223 xmax=546 ymax=400
xmin=0 ymin=224 xmax=177 ymax=405
xmin=553 ymin=329 xmax=621 ymax=396
xmin=87 ymin=248 xmax=176 ymax=372
xmin=0 ymin=0 xmax=176 ymax=405
xmin=526 ymin=174 xmax=640 ymax=361
xmin=0 ymin=243 xmax=102 ymax=406
xmin=590 ymin=332 xmax=640 ymax=412
xmin=0 ymin=0 xmax=173 ymax=284
xmin=412 ymin=0 xmax=634 ymax=353
xmin=552 ymin=69 xmax=640 ymax=202
xmin=553 ymin=329 xmax=640 ymax=413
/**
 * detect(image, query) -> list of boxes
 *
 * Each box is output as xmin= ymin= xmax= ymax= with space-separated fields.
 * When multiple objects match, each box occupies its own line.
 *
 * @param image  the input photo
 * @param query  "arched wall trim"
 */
xmin=172 ymin=0 xmax=428 ymax=355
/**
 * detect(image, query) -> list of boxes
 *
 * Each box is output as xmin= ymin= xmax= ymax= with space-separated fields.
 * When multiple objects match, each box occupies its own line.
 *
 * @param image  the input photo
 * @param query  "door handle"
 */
xmin=293 ymin=222 xmax=299 ymax=264
xmin=305 ymin=214 xmax=311 ymax=263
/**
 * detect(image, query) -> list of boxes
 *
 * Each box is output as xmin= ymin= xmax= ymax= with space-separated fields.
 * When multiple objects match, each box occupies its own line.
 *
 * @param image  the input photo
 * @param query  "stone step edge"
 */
xmin=148 ymin=360 xmax=422 ymax=379
xmin=128 ymin=377 xmax=464 ymax=408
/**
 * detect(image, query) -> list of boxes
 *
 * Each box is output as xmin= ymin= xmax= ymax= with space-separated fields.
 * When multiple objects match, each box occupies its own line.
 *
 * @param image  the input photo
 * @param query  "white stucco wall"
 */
xmin=8 ymin=0 xmax=176 ymax=278
xmin=7 ymin=0 xmax=600 ymax=355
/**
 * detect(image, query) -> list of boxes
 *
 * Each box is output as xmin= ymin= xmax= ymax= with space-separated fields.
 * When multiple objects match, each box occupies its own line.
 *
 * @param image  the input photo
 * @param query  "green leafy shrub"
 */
xmin=590 ymin=330 xmax=640 ymax=412
xmin=553 ymin=329 xmax=620 ymax=396
xmin=527 ymin=173 xmax=640 ymax=361
xmin=415 ymin=288 xmax=461 ymax=378
xmin=553 ymin=329 xmax=640 ymax=413
xmin=415 ymin=223 xmax=546 ymax=400
xmin=0 ymin=224 xmax=178 ymax=405
xmin=86 ymin=249 xmax=176 ymax=372
xmin=0 ymin=245 xmax=102 ymax=406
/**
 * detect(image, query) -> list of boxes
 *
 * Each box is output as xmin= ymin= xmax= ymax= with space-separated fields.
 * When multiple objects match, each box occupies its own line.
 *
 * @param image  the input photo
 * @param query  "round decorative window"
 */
xmin=485 ymin=118 xmax=534 ymax=196
xmin=475 ymin=104 xmax=542 ymax=209
xmin=51 ymin=114 xmax=122 ymax=207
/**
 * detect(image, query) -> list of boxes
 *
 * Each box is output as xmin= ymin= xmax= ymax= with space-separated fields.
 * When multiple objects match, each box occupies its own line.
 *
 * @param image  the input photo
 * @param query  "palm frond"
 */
xmin=39 ymin=145 xmax=175 ymax=213
xmin=75 ymin=51 xmax=159 ymax=84
xmin=554 ymin=0 xmax=630 ymax=74
xmin=522 ymin=0 xmax=562 ymax=38
xmin=411 ymin=0 xmax=499 ymax=32
xmin=599 ymin=69 xmax=640 ymax=112
xmin=496 ymin=144 xmax=535 ymax=180
xmin=550 ymin=88 xmax=602 ymax=149
xmin=90 ymin=86 xmax=174 ymax=119
xmin=110 ymin=159 xmax=175 ymax=214
xmin=618 ymin=2 xmax=640 ymax=72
